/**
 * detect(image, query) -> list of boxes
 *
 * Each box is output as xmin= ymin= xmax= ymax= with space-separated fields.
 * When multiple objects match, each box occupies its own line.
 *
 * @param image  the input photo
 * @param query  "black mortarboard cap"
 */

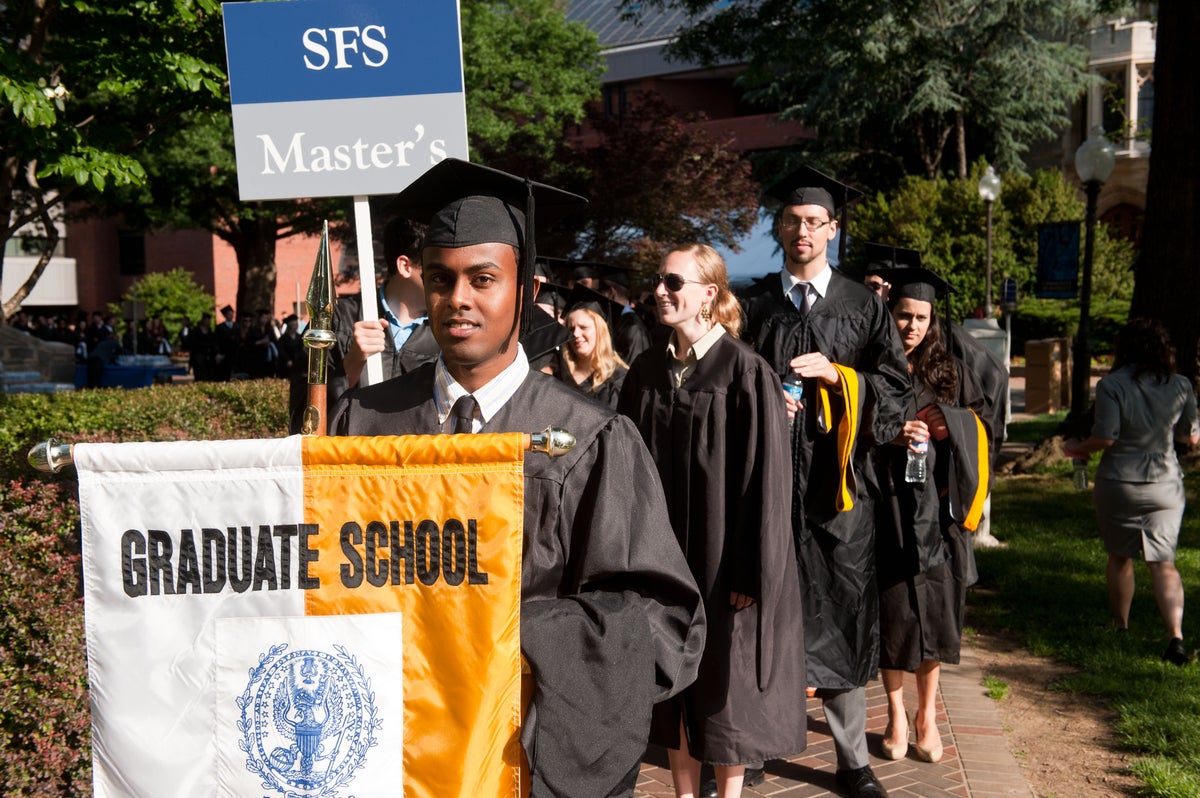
xmin=886 ymin=267 xmax=951 ymax=303
xmin=861 ymin=242 xmax=922 ymax=275
xmin=567 ymin=261 xmax=606 ymax=283
xmin=763 ymin=165 xmax=865 ymax=217
xmin=534 ymin=281 xmax=571 ymax=313
xmin=219 ymin=304 xmax=234 ymax=316
xmin=386 ymin=158 xmax=587 ymax=336
xmin=564 ymin=285 xmax=624 ymax=327
xmin=598 ymin=263 xmax=635 ymax=290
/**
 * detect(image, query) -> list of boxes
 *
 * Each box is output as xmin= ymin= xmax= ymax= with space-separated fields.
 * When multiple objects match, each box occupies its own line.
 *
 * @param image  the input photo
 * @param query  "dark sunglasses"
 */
xmin=652 ymin=272 xmax=707 ymax=292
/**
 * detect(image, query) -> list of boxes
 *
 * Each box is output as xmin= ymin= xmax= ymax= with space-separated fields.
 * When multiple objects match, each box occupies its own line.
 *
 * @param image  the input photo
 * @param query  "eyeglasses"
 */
xmin=652 ymin=273 xmax=708 ymax=292
xmin=866 ymin=279 xmax=889 ymax=293
xmin=780 ymin=216 xmax=832 ymax=232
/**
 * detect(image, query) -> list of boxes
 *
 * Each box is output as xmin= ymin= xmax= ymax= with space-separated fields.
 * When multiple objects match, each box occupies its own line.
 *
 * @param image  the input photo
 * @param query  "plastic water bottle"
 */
xmin=905 ymin=438 xmax=928 ymax=483
xmin=782 ymin=373 xmax=803 ymax=426
xmin=1073 ymin=458 xmax=1089 ymax=490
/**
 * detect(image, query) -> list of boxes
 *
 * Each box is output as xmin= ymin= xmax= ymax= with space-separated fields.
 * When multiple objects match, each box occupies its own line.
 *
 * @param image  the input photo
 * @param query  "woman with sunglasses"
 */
xmin=619 ymin=244 xmax=806 ymax=798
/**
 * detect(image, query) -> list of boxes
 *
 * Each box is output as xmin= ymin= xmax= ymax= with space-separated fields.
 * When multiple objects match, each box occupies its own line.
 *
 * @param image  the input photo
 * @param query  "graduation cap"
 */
xmin=564 ymin=284 xmax=624 ymax=327
xmin=763 ymin=165 xmax=865 ymax=218
xmin=534 ymin=281 xmax=571 ymax=315
xmin=385 ymin=158 xmax=588 ymax=334
xmin=565 ymin=261 xmax=606 ymax=285
xmin=764 ymin=165 xmax=865 ymax=263
xmin=219 ymin=304 xmax=234 ymax=316
xmin=598 ymin=263 xmax=636 ymax=291
xmin=886 ymin=267 xmax=951 ymax=304
xmin=861 ymin=242 xmax=922 ymax=275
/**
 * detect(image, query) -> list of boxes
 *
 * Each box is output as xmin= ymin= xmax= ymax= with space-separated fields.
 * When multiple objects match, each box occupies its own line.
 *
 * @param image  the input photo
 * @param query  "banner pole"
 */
xmin=301 ymin=220 xmax=337 ymax=435
xmin=27 ymin=428 xmax=578 ymax=474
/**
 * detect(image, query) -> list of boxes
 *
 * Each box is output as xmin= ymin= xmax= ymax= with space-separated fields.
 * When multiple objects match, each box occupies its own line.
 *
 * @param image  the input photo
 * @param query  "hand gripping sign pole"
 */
xmin=301 ymin=221 xmax=337 ymax=435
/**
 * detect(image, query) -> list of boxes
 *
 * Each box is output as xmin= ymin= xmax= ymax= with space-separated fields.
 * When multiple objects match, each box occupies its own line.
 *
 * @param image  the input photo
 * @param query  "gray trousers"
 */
xmin=822 ymin=686 xmax=869 ymax=769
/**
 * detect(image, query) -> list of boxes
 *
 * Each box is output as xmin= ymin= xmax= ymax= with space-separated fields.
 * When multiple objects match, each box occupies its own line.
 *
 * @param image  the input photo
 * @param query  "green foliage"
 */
xmin=461 ymin=0 xmax=604 ymax=164
xmin=569 ymin=93 xmax=759 ymax=273
xmin=631 ymin=0 xmax=1095 ymax=183
xmin=974 ymin=429 xmax=1200 ymax=796
xmin=0 ymin=0 xmax=227 ymax=316
xmin=851 ymin=161 xmax=1135 ymax=345
xmin=103 ymin=269 xmax=215 ymax=344
xmin=0 ymin=378 xmax=288 ymax=794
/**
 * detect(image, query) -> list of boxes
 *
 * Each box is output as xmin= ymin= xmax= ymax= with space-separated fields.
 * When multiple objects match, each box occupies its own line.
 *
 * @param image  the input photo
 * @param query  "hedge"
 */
xmin=0 ymin=379 xmax=289 ymax=796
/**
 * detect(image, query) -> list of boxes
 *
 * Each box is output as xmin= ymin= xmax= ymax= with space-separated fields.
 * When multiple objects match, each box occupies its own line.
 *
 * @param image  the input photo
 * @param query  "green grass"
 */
xmin=982 ymin=675 xmax=1010 ymax=701
xmin=974 ymin=418 xmax=1200 ymax=796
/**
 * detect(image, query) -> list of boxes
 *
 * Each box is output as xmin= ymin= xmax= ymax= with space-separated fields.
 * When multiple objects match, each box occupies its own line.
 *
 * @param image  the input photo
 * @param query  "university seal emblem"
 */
xmin=237 ymin=643 xmax=381 ymax=797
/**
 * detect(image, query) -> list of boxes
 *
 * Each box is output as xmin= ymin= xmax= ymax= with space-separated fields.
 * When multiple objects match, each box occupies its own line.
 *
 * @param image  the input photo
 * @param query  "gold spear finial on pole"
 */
xmin=301 ymin=220 xmax=337 ymax=435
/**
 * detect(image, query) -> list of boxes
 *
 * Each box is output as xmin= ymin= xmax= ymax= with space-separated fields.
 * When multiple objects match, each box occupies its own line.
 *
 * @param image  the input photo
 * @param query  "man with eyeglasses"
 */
xmin=738 ymin=167 xmax=910 ymax=798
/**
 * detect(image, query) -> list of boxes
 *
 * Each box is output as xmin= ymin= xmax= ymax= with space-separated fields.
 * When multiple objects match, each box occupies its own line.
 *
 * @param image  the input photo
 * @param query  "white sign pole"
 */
xmin=353 ymin=195 xmax=383 ymax=386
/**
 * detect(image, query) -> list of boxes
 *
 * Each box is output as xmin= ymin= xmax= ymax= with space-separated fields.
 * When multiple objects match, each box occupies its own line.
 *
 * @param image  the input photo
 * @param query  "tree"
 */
xmin=108 ymin=109 xmax=342 ymax=318
xmin=462 ymin=0 xmax=604 ymax=170
xmin=106 ymin=268 xmax=216 ymax=344
xmin=0 ymin=0 xmax=226 ymax=322
xmin=851 ymin=163 xmax=1134 ymax=326
xmin=629 ymin=0 xmax=1095 ymax=185
xmin=566 ymin=92 xmax=760 ymax=275
xmin=1130 ymin=2 xmax=1200 ymax=382
xmin=109 ymin=0 xmax=604 ymax=317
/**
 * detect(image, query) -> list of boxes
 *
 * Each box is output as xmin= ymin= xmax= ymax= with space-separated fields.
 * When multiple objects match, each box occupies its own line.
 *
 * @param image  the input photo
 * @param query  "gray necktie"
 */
xmin=450 ymin=395 xmax=477 ymax=433
xmin=795 ymin=282 xmax=812 ymax=316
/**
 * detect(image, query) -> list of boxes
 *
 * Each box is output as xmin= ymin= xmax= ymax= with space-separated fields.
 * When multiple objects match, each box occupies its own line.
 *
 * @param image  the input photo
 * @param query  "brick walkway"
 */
xmin=633 ymin=643 xmax=1032 ymax=797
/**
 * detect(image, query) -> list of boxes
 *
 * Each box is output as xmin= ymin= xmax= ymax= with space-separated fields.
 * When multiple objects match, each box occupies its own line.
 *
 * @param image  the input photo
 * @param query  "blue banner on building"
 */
xmin=1036 ymin=221 xmax=1081 ymax=299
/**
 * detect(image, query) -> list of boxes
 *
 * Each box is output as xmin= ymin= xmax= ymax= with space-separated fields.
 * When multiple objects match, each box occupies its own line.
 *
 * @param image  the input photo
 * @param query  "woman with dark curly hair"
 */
xmin=1064 ymin=318 xmax=1199 ymax=664
xmin=876 ymin=269 xmax=991 ymax=764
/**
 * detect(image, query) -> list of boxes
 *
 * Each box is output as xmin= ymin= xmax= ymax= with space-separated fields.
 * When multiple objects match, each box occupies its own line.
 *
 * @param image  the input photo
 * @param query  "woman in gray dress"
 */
xmin=1063 ymin=318 xmax=1199 ymax=665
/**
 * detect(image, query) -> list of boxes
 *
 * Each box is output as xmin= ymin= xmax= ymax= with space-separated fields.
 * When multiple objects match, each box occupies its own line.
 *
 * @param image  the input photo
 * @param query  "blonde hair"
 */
xmin=667 ymin=243 xmax=743 ymax=338
xmin=560 ymin=308 xmax=629 ymax=387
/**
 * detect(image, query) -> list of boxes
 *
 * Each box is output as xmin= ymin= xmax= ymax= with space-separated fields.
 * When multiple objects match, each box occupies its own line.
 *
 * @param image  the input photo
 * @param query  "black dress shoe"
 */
xmin=835 ymin=765 xmax=888 ymax=798
xmin=1164 ymin=637 xmax=1189 ymax=666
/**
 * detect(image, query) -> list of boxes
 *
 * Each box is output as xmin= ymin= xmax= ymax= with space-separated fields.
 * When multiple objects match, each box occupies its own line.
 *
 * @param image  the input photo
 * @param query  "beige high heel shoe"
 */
xmin=881 ymin=713 xmax=909 ymax=760
xmin=913 ymin=713 xmax=944 ymax=763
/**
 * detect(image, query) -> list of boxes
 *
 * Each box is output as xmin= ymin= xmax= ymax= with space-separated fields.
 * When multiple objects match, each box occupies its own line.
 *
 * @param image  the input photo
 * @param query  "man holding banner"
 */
xmin=333 ymin=158 xmax=706 ymax=797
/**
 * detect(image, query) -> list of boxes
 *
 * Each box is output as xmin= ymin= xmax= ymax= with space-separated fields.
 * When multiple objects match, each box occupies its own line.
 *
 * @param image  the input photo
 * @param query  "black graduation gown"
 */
xmin=875 ymin=361 xmax=987 ymax=670
xmin=740 ymin=270 xmax=911 ymax=689
xmin=332 ymin=366 xmax=705 ymax=798
xmin=563 ymin=364 xmax=627 ymax=409
xmin=612 ymin=309 xmax=651 ymax=366
xmin=523 ymin=307 xmax=572 ymax=373
xmin=618 ymin=334 xmax=806 ymax=764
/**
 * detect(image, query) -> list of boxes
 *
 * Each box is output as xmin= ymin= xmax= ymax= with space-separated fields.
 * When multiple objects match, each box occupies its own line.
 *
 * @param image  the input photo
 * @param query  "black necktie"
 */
xmin=450 ymin=395 xmax=477 ymax=433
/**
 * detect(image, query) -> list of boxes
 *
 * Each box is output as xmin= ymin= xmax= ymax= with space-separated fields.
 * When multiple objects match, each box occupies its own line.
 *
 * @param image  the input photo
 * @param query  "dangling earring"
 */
xmin=700 ymin=304 xmax=711 ymax=323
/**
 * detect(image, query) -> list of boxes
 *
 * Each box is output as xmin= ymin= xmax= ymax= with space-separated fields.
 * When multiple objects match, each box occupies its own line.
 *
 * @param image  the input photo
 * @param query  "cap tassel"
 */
xmin=519 ymin=178 xmax=537 ymax=338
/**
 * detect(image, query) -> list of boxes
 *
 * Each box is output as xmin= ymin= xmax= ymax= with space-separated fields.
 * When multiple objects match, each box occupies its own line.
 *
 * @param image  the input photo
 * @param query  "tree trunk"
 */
xmin=956 ymin=110 xmax=967 ymax=178
xmin=233 ymin=213 xmax=280 ymax=318
xmin=1130 ymin=2 xmax=1200 ymax=383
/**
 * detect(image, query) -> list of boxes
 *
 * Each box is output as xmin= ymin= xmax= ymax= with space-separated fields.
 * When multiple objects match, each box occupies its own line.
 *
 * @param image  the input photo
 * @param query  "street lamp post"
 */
xmin=1070 ymin=126 xmax=1117 ymax=423
xmin=977 ymin=166 xmax=1002 ymax=318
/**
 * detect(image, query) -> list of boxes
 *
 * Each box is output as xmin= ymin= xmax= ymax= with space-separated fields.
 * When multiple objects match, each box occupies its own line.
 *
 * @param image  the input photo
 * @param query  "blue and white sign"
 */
xmin=222 ymin=0 xmax=469 ymax=200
